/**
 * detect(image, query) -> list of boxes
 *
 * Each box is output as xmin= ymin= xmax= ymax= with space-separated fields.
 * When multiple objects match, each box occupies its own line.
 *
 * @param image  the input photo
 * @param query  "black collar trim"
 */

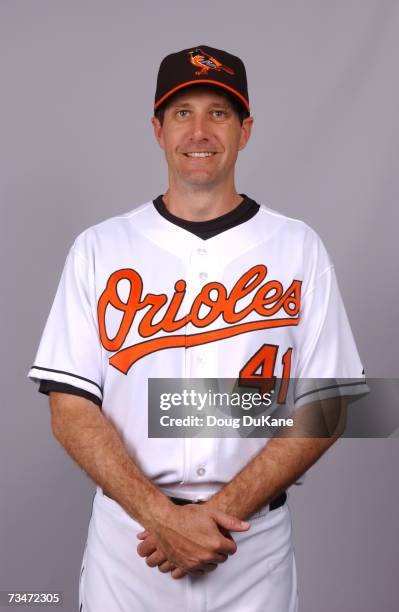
xmin=152 ymin=193 xmax=260 ymax=240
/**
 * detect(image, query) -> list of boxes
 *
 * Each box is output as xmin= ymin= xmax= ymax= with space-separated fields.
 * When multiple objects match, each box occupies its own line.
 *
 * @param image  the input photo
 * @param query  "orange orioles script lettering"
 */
xmin=97 ymin=265 xmax=302 ymax=374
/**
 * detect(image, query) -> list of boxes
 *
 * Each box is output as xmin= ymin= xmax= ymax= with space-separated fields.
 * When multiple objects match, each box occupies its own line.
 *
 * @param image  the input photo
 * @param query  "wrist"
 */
xmin=141 ymin=494 xmax=176 ymax=531
xmin=205 ymin=494 xmax=229 ymax=515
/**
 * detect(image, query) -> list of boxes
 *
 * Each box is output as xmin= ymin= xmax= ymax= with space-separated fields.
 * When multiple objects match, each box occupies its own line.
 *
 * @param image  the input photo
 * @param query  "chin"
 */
xmin=179 ymin=170 xmax=217 ymax=185
xmin=185 ymin=176 xmax=219 ymax=188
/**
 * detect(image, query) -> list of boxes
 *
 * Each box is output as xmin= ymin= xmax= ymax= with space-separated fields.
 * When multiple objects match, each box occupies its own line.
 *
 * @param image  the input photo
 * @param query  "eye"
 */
xmin=176 ymin=110 xmax=190 ymax=118
xmin=212 ymin=110 xmax=227 ymax=118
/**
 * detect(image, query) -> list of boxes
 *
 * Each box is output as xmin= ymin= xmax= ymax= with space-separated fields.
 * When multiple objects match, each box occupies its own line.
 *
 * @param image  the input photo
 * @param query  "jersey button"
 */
xmin=199 ymin=272 xmax=208 ymax=280
xmin=196 ymin=467 xmax=206 ymax=477
xmin=197 ymin=247 xmax=207 ymax=255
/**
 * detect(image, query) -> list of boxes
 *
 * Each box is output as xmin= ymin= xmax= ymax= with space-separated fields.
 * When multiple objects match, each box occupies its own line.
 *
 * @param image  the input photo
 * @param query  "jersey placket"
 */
xmin=180 ymin=243 xmax=222 ymax=497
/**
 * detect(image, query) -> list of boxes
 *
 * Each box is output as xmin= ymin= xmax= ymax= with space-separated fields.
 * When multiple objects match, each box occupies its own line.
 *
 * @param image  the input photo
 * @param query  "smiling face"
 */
xmin=152 ymin=86 xmax=253 ymax=191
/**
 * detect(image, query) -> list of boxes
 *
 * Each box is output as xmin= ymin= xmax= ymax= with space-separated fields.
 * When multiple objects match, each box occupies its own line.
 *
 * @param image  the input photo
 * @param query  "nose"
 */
xmin=189 ymin=113 xmax=211 ymax=141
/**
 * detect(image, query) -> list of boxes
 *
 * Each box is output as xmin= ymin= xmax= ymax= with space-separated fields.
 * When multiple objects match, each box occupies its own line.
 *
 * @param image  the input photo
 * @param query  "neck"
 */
xmin=162 ymin=183 xmax=243 ymax=222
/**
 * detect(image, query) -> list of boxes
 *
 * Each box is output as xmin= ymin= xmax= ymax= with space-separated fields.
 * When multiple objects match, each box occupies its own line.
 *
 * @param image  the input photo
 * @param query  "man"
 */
xmin=28 ymin=45 xmax=367 ymax=611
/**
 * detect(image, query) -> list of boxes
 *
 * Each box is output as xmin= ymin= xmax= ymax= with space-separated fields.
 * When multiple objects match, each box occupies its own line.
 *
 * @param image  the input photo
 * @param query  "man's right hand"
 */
xmin=139 ymin=503 xmax=250 ymax=577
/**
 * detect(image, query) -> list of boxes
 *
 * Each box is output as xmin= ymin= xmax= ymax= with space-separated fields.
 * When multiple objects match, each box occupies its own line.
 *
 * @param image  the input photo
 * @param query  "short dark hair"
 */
xmin=154 ymin=88 xmax=249 ymax=126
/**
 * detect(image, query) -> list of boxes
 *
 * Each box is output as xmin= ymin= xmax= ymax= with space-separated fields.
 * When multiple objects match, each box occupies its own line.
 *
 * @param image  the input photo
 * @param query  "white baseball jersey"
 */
xmin=28 ymin=195 xmax=368 ymax=611
xmin=28 ymin=195 xmax=367 ymax=500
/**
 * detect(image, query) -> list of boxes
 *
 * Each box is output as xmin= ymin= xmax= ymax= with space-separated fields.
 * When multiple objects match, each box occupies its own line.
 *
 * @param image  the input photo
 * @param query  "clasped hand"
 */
xmin=136 ymin=502 xmax=250 ymax=579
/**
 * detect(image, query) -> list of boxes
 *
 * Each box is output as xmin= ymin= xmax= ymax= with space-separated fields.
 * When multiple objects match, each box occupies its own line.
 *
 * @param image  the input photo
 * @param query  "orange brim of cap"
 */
xmin=154 ymin=79 xmax=250 ymax=113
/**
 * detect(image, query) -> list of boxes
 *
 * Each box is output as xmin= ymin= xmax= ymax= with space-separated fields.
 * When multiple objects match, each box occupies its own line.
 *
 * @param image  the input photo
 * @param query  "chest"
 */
xmin=94 ymin=242 xmax=304 ymax=382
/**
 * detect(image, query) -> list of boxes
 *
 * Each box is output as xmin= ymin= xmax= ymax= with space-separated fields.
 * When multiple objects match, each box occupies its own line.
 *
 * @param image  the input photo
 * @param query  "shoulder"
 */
xmin=70 ymin=200 xmax=154 ymax=258
xmin=258 ymin=202 xmax=328 ymax=246
xmin=257 ymin=202 xmax=334 ymax=273
xmin=258 ymin=202 xmax=316 ymax=236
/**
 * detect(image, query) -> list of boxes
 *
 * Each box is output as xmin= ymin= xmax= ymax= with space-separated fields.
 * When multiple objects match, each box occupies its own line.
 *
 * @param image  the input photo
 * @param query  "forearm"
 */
xmin=49 ymin=392 xmax=172 ymax=529
xmin=207 ymin=397 xmax=347 ymax=520
xmin=207 ymin=435 xmax=335 ymax=520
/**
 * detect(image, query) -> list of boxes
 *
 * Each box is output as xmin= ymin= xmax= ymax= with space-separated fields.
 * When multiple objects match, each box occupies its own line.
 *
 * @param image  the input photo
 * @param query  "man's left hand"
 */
xmin=137 ymin=530 xmax=185 ymax=578
xmin=136 ymin=530 xmax=219 ymax=579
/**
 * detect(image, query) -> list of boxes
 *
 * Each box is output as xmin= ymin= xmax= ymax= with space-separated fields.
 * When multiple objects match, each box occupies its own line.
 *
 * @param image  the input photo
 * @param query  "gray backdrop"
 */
xmin=1 ymin=1 xmax=398 ymax=610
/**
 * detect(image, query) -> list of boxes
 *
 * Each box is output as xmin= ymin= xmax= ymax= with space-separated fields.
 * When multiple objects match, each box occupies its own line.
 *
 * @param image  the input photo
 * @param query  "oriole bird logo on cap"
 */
xmin=188 ymin=48 xmax=235 ymax=76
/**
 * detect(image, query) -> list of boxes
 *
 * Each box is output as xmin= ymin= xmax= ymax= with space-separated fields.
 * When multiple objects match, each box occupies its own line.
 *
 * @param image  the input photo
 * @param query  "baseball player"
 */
xmin=28 ymin=45 xmax=368 ymax=611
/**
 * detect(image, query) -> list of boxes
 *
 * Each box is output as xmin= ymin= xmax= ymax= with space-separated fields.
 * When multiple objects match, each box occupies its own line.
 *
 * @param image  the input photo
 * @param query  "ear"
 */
xmin=238 ymin=116 xmax=254 ymax=151
xmin=151 ymin=116 xmax=165 ymax=150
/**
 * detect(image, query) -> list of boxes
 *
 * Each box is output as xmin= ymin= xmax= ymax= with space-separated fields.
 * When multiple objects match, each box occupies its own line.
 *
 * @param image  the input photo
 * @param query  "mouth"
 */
xmin=183 ymin=152 xmax=217 ymax=158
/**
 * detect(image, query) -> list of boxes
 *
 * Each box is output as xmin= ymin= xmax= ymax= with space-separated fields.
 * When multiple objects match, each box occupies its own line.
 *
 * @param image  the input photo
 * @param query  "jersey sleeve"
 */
xmin=27 ymin=243 xmax=103 ymax=404
xmin=38 ymin=379 xmax=102 ymax=407
xmin=294 ymin=235 xmax=369 ymax=408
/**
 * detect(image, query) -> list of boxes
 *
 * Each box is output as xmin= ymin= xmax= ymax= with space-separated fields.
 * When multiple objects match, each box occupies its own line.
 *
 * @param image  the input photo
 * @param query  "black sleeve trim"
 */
xmin=38 ymin=380 xmax=102 ymax=408
xmin=294 ymin=380 xmax=369 ymax=403
xmin=31 ymin=365 xmax=103 ymax=393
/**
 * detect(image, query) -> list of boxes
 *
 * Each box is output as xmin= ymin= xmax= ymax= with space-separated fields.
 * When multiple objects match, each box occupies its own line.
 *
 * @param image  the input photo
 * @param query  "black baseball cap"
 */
xmin=154 ymin=45 xmax=250 ymax=116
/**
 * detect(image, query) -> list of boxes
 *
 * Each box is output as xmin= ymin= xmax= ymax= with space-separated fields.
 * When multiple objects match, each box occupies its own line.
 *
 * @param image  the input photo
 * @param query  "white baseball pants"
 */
xmin=79 ymin=490 xmax=298 ymax=612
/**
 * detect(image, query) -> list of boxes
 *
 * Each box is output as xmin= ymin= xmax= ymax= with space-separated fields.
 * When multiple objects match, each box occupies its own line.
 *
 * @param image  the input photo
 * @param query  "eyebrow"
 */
xmin=170 ymin=101 xmax=231 ymax=109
